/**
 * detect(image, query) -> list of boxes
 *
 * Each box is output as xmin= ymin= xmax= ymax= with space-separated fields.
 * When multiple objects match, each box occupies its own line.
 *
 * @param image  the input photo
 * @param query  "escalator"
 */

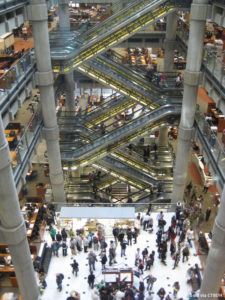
xmin=92 ymin=162 xmax=151 ymax=191
xmin=101 ymin=50 xmax=182 ymax=94
xmin=111 ymin=150 xmax=173 ymax=178
xmin=52 ymin=0 xmax=191 ymax=73
xmin=58 ymin=94 xmax=136 ymax=129
xmin=60 ymin=104 xmax=181 ymax=164
xmin=77 ymin=58 xmax=179 ymax=109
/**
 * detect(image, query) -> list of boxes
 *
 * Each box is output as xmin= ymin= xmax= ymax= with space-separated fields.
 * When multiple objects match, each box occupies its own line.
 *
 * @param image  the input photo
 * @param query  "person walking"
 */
xmin=173 ymin=250 xmax=180 ymax=269
xmin=157 ymin=287 xmax=166 ymax=300
xmin=101 ymin=253 xmax=107 ymax=270
xmin=173 ymin=281 xmax=180 ymax=298
xmin=88 ymin=251 xmax=98 ymax=272
xmin=56 ymin=273 xmax=64 ymax=292
xmin=71 ymin=259 xmax=79 ymax=276
xmin=93 ymin=236 xmax=99 ymax=251
xmin=182 ymin=244 xmax=190 ymax=262
xmin=88 ymin=271 xmax=95 ymax=289
xmin=83 ymin=237 xmax=89 ymax=253
xmin=170 ymin=240 xmax=176 ymax=257
xmin=145 ymin=274 xmax=157 ymax=291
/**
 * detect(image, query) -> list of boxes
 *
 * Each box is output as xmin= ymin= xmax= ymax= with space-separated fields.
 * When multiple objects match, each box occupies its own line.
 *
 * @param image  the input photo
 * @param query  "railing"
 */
xmin=47 ymin=201 xmax=176 ymax=213
xmin=12 ymin=110 xmax=43 ymax=175
xmin=0 ymin=51 xmax=34 ymax=104
xmin=195 ymin=111 xmax=225 ymax=180
xmin=177 ymin=18 xmax=225 ymax=91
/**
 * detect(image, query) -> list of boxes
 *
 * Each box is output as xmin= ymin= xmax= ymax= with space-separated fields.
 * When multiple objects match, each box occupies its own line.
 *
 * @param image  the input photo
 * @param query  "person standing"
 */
xmin=51 ymin=241 xmax=59 ymax=257
xmin=120 ymin=240 xmax=127 ymax=257
xmin=88 ymin=271 xmax=95 ymax=289
xmin=56 ymin=231 xmax=62 ymax=243
xmin=71 ymin=259 xmax=79 ymax=276
xmin=88 ymin=251 xmax=98 ymax=272
xmin=70 ymin=238 xmax=77 ymax=256
xmin=205 ymin=207 xmax=211 ymax=221
xmin=112 ymin=227 xmax=119 ymax=244
xmin=93 ymin=236 xmax=99 ymax=251
xmin=61 ymin=228 xmax=68 ymax=241
xmin=182 ymin=244 xmax=190 ymax=262
xmin=173 ymin=250 xmax=180 ymax=269
xmin=56 ymin=273 xmax=64 ymax=292
xmin=127 ymin=228 xmax=133 ymax=246
xmin=62 ymin=241 xmax=68 ymax=256
xmin=50 ymin=226 xmax=56 ymax=241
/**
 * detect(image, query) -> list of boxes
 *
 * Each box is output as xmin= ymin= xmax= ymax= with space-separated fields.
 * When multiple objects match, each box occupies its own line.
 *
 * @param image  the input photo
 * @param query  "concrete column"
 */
xmin=28 ymin=0 xmax=65 ymax=202
xmin=172 ymin=0 xmax=209 ymax=204
xmin=58 ymin=0 xmax=70 ymax=30
xmin=158 ymin=126 xmax=168 ymax=148
xmin=199 ymin=187 xmax=225 ymax=299
xmin=164 ymin=12 xmax=178 ymax=72
xmin=0 ymin=116 xmax=39 ymax=300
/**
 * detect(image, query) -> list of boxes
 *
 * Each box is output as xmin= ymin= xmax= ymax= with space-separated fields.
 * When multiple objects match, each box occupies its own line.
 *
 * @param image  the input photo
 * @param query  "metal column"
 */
xmin=199 ymin=187 xmax=225 ymax=299
xmin=164 ymin=12 xmax=178 ymax=72
xmin=58 ymin=0 xmax=75 ymax=111
xmin=172 ymin=0 xmax=209 ymax=203
xmin=0 ymin=116 xmax=39 ymax=300
xmin=158 ymin=126 xmax=168 ymax=148
xmin=28 ymin=0 xmax=65 ymax=202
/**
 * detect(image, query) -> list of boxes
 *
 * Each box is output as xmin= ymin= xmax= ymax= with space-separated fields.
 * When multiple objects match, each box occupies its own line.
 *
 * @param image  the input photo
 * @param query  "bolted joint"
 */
xmin=184 ymin=70 xmax=202 ymax=86
xmin=163 ymin=39 xmax=176 ymax=50
xmin=0 ymin=222 xmax=27 ymax=245
xmin=178 ymin=126 xmax=194 ymax=141
xmin=42 ymin=126 xmax=59 ymax=141
xmin=190 ymin=4 xmax=211 ymax=21
xmin=35 ymin=71 xmax=53 ymax=87
xmin=27 ymin=3 xmax=48 ymax=22
xmin=212 ymin=220 xmax=225 ymax=247
xmin=0 ymin=143 xmax=11 ymax=170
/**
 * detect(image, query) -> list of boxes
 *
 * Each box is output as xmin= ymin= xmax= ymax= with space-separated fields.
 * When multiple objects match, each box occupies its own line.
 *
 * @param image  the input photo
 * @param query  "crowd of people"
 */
xmin=38 ymin=201 xmax=203 ymax=300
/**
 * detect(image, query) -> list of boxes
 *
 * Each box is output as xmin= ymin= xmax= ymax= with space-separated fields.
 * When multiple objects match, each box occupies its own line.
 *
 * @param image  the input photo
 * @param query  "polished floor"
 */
xmin=41 ymin=213 xmax=201 ymax=300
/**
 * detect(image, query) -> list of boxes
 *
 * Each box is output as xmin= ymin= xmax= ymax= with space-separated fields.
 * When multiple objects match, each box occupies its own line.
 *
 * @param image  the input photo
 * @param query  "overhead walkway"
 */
xmin=60 ymin=104 xmax=181 ymax=164
xmin=51 ymin=0 xmax=191 ymax=72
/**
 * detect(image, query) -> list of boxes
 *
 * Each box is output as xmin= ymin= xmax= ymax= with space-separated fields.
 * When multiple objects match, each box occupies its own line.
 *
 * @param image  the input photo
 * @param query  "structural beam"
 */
xmin=28 ymin=0 xmax=65 ymax=201
xmin=172 ymin=0 xmax=209 ymax=203
xmin=0 ymin=116 xmax=39 ymax=300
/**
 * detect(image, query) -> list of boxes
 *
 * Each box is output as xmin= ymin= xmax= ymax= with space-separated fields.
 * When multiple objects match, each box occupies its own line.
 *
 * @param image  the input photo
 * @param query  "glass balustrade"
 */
xmin=0 ymin=51 xmax=34 ymax=104
xmin=195 ymin=111 xmax=225 ymax=179
xmin=11 ymin=110 xmax=42 ymax=175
